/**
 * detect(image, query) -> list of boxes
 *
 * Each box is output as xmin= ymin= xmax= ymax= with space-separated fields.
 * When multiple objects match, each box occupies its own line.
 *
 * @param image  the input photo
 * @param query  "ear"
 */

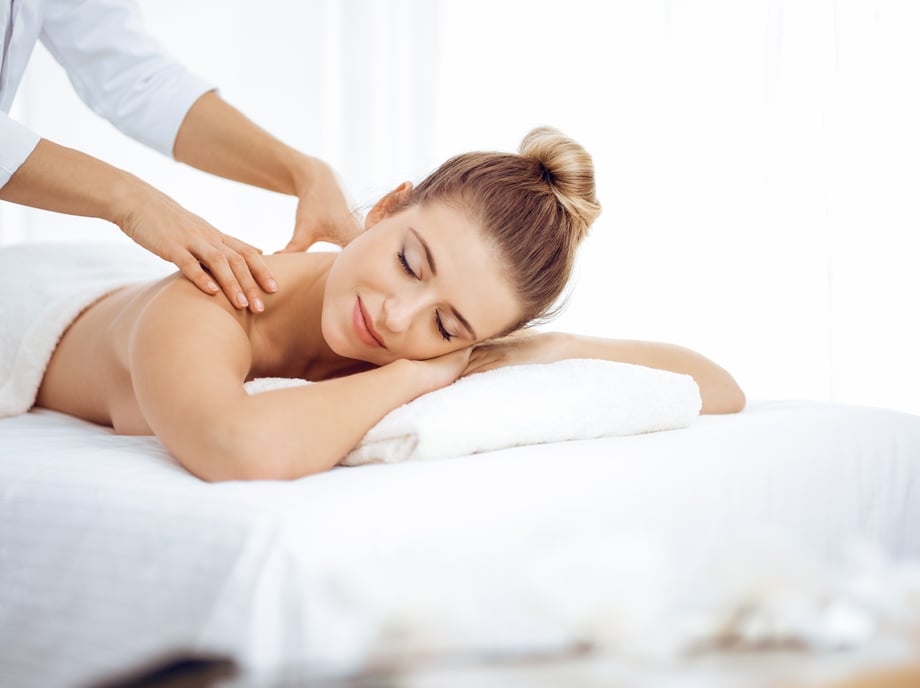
xmin=364 ymin=181 xmax=414 ymax=230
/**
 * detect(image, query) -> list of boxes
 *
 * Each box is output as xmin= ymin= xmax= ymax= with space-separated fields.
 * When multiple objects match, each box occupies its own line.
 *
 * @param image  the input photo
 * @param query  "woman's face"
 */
xmin=322 ymin=196 xmax=521 ymax=365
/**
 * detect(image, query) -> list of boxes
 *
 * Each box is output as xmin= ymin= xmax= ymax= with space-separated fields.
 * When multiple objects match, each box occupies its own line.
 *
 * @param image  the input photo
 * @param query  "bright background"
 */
xmin=1 ymin=0 xmax=917 ymax=415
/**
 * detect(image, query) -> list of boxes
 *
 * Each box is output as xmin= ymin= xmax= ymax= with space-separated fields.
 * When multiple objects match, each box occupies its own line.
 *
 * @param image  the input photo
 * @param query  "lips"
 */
xmin=353 ymin=297 xmax=385 ymax=348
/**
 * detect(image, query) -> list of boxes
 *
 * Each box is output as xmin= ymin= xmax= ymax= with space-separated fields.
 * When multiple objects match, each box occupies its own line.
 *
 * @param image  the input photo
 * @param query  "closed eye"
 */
xmin=436 ymin=312 xmax=454 ymax=342
xmin=397 ymin=249 xmax=419 ymax=280
xmin=399 ymin=248 xmax=455 ymax=342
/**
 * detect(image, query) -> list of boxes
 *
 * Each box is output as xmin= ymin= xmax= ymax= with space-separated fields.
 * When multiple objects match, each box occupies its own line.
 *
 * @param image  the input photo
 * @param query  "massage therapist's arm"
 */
xmin=174 ymin=91 xmax=361 ymax=251
xmin=0 ymin=138 xmax=274 ymax=311
xmin=129 ymin=279 xmax=464 ymax=481
xmin=466 ymin=331 xmax=745 ymax=414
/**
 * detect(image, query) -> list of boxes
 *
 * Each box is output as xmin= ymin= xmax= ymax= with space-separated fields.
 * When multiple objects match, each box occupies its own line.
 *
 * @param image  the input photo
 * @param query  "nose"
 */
xmin=381 ymin=289 xmax=429 ymax=334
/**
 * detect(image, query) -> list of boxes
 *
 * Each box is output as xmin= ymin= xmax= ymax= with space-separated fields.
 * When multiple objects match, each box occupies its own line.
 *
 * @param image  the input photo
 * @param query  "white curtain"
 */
xmin=1 ymin=0 xmax=917 ymax=415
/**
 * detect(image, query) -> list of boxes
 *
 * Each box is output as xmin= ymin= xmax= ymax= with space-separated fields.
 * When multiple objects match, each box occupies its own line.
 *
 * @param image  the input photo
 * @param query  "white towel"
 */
xmin=245 ymin=359 xmax=702 ymax=465
xmin=0 ymin=242 xmax=170 ymax=417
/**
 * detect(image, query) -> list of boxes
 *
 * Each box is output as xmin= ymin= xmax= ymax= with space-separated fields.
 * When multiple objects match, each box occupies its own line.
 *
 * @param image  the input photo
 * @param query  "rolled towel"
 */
xmin=244 ymin=358 xmax=702 ymax=466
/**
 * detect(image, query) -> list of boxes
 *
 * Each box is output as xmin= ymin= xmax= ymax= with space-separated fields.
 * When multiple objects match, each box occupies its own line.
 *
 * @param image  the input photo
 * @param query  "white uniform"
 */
xmin=0 ymin=0 xmax=213 ymax=187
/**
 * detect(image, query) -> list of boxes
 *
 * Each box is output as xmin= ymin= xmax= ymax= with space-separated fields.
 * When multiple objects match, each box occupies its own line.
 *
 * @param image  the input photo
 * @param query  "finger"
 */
xmin=454 ymin=347 xmax=474 ymax=370
xmin=174 ymin=252 xmax=221 ymax=296
xmin=466 ymin=346 xmax=490 ymax=365
xmin=276 ymin=237 xmax=311 ymax=254
xmin=224 ymin=249 xmax=266 ymax=313
xmin=461 ymin=362 xmax=479 ymax=376
xmin=463 ymin=358 xmax=482 ymax=375
xmin=462 ymin=362 xmax=492 ymax=377
xmin=463 ymin=351 xmax=504 ymax=376
xmin=244 ymin=251 xmax=278 ymax=296
xmin=279 ymin=216 xmax=319 ymax=253
xmin=223 ymin=237 xmax=278 ymax=294
xmin=221 ymin=234 xmax=264 ymax=255
xmin=196 ymin=246 xmax=248 ymax=310
xmin=453 ymin=345 xmax=474 ymax=362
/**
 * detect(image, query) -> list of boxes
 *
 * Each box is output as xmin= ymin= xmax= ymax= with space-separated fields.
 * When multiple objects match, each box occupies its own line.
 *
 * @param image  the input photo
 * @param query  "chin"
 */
xmin=321 ymin=310 xmax=385 ymax=365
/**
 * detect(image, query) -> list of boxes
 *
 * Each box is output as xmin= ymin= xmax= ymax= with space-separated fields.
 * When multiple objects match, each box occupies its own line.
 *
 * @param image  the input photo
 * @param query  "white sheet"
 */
xmin=1 ymin=400 xmax=919 ymax=687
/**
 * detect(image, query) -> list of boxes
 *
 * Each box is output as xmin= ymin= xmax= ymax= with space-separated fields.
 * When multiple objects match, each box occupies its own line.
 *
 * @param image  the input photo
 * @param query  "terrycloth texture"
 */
xmin=0 ymin=242 xmax=170 ymax=417
xmin=244 ymin=359 xmax=702 ymax=465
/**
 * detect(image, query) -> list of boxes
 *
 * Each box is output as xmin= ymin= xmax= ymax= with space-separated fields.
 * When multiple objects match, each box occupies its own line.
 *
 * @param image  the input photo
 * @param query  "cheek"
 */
xmin=320 ymin=266 xmax=357 ymax=353
xmin=403 ymin=331 xmax=471 ymax=361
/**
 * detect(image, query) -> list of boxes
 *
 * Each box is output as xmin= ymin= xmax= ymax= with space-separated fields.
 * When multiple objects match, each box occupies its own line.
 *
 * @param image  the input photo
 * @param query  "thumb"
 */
xmin=276 ymin=218 xmax=316 ymax=254
xmin=276 ymin=237 xmax=311 ymax=254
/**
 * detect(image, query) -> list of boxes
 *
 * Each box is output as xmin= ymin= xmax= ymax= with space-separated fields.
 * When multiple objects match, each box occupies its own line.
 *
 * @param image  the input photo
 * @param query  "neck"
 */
xmin=248 ymin=253 xmax=371 ymax=381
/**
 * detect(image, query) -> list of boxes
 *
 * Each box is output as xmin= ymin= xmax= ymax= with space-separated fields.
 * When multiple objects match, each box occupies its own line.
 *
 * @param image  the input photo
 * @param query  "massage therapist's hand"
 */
xmin=464 ymin=331 xmax=570 ymax=376
xmin=277 ymin=157 xmax=363 ymax=252
xmin=116 ymin=185 xmax=276 ymax=313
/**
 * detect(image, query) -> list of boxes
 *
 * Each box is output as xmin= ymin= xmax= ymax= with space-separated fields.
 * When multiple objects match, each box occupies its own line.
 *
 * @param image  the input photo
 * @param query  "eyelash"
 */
xmin=435 ymin=313 xmax=453 ymax=342
xmin=397 ymin=249 xmax=454 ymax=342
xmin=397 ymin=249 xmax=417 ymax=279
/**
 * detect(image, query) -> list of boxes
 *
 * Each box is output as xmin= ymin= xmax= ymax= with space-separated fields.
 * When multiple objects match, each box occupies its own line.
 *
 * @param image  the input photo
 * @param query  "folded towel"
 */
xmin=0 ymin=242 xmax=170 ymax=417
xmin=245 ymin=359 xmax=702 ymax=466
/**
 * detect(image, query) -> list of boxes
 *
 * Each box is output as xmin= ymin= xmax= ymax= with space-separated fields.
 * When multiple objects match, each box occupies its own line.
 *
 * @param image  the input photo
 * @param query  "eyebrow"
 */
xmin=408 ymin=226 xmax=477 ymax=340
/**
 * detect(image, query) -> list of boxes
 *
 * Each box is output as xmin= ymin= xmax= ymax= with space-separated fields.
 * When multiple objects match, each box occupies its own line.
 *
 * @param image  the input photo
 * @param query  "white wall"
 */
xmin=1 ymin=0 xmax=917 ymax=415
xmin=432 ymin=0 xmax=920 ymax=415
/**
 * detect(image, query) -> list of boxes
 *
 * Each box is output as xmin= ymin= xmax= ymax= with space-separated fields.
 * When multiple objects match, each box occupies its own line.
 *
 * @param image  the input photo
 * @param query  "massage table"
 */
xmin=1 ymin=398 xmax=919 ymax=686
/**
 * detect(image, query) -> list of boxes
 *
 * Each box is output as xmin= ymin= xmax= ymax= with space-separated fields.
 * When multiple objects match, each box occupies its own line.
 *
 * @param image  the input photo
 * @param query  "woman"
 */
xmin=34 ymin=128 xmax=745 ymax=481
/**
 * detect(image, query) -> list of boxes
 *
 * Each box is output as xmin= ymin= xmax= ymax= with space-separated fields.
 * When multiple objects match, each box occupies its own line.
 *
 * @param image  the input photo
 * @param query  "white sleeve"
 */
xmin=0 ymin=111 xmax=41 ymax=188
xmin=38 ymin=0 xmax=215 ymax=158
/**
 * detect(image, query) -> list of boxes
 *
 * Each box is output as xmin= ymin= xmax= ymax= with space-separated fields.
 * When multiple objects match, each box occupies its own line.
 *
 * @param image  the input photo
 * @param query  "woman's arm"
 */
xmin=130 ymin=279 xmax=467 ymax=481
xmin=466 ymin=331 xmax=746 ymax=414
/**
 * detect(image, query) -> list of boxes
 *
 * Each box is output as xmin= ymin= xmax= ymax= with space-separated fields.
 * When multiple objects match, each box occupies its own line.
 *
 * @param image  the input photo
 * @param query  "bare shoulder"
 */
xmin=133 ymin=273 xmax=251 ymax=367
xmin=128 ymin=250 xmax=337 ymax=399
xmin=125 ymin=251 xmax=338 ymax=459
xmin=126 ymin=273 xmax=255 ymax=448
xmin=136 ymin=251 xmax=331 ymax=323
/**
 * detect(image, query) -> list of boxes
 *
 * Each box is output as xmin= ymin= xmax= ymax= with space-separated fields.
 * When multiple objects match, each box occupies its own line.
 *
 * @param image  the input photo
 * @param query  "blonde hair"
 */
xmin=405 ymin=127 xmax=601 ymax=332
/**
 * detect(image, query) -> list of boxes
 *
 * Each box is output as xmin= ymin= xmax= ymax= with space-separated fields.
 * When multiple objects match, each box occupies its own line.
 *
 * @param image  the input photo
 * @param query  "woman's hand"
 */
xmin=464 ymin=331 xmax=571 ymax=376
xmin=405 ymin=347 xmax=474 ymax=396
xmin=117 ymin=185 xmax=277 ymax=313
xmin=277 ymin=157 xmax=363 ymax=252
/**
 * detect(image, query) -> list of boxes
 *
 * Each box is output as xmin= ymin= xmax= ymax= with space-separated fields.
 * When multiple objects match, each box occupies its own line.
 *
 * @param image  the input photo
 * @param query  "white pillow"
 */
xmin=245 ymin=359 xmax=701 ymax=466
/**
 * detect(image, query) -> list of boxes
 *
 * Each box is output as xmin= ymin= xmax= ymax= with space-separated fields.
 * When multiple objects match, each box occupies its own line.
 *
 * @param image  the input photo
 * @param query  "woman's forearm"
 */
xmin=193 ymin=358 xmax=461 ymax=482
xmin=554 ymin=333 xmax=746 ymax=414
xmin=219 ymin=362 xmax=419 ymax=480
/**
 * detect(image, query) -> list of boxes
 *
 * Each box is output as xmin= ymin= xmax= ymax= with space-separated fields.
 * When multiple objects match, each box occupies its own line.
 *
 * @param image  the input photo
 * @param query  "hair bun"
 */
xmin=519 ymin=126 xmax=601 ymax=241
